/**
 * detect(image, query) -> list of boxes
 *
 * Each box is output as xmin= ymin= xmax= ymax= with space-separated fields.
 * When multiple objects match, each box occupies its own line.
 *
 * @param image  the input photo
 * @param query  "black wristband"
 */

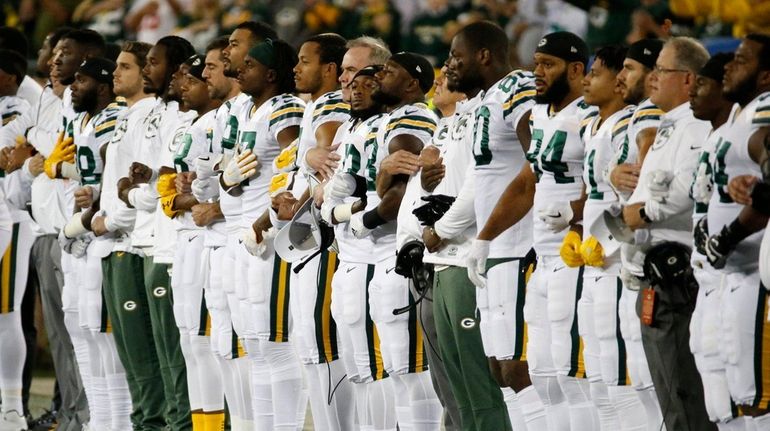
xmin=362 ymin=209 xmax=387 ymax=229
xmin=639 ymin=205 xmax=653 ymax=223
xmin=751 ymin=181 xmax=770 ymax=216
xmin=352 ymin=174 xmax=368 ymax=199
xmin=722 ymin=218 xmax=753 ymax=245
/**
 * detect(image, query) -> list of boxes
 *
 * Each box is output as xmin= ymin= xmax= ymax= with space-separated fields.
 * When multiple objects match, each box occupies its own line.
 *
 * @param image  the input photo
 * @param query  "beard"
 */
xmin=350 ymin=103 xmax=383 ymax=120
xmin=623 ymin=78 xmax=646 ymax=105
xmin=535 ymin=70 xmax=570 ymax=105
xmin=223 ymin=62 xmax=238 ymax=78
xmin=371 ymin=88 xmax=401 ymax=106
xmin=724 ymin=70 xmax=758 ymax=106
xmin=447 ymin=71 xmax=482 ymax=95
xmin=73 ymin=89 xmax=97 ymax=113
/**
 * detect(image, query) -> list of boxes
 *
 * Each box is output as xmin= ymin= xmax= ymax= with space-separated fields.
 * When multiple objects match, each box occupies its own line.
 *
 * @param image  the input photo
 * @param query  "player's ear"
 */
xmin=477 ymin=48 xmax=491 ymax=67
xmin=758 ymin=69 xmax=770 ymax=90
xmin=266 ymin=68 xmax=278 ymax=84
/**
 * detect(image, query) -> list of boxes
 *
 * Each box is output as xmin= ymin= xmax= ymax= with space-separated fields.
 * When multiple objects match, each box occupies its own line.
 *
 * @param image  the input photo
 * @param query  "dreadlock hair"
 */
xmin=154 ymin=35 xmax=195 ymax=95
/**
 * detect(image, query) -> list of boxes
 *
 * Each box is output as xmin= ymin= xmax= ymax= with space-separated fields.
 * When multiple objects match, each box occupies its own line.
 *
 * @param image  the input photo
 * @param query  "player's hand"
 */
xmin=349 ymin=212 xmax=371 ymax=239
xmin=272 ymin=192 xmax=299 ymax=221
xmin=222 ymin=148 xmax=259 ymax=187
xmin=559 ymin=230 xmax=584 ymax=267
xmin=647 ymin=169 xmax=674 ymax=203
xmin=579 ymin=235 xmax=604 ymax=267
xmin=413 ymin=194 xmax=455 ymax=226
xmin=44 ymin=134 xmax=75 ymax=179
xmin=90 ymin=216 xmax=108 ymax=236
xmin=0 ymin=146 xmax=11 ymax=171
xmin=117 ymin=177 xmax=135 ymax=207
xmin=691 ymin=163 xmax=713 ymax=204
xmin=242 ymin=226 xmax=267 ymax=257
xmin=313 ymin=181 xmax=326 ymax=207
xmin=537 ymin=201 xmax=573 ymax=233
xmin=175 ymin=171 xmax=196 ymax=194
xmin=57 ymin=228 xmax=76 ymax=254
xmin=194 ymin=153 xmax=222 ymax=180
xmin=191 ymin=202 xmax=222 ymax=227
xmin=466 ymin=239 xmax=490 ymax=289
xmin=28 ymin=154 xmax=45 ymax=177
xmin=129 ymin=161 xmax=153 ymax=184
xmin=693 ymin=216 xmax=709 ymax=255
xmin=191 ymin=177 xmax=218 ymax=202
xmin=421 ymin=226 xmax=444 ymax=253
xmin=610 ymin=163 xmax=641 ymax=193
xmin=380 ymin=149 xmax=421 ymax=178
xmin=325 ymin=172 xmax=365 ymax=202
xmin=419 ymin=146 xmax=444 ymax=192
xmin=69 ymin=236 xmax=91 ymax=258
xmin=273 ymin=139 xmax=299 ymax=173
xmin=306 ymin=143 xmax=341 ymax=181
xmin=74 ymin=186 xmax=94 ymax=209
xmin=7 ymin=142 xmax=35 ymax=173
xmin=705 ymin=223 xmax=739 ymax=269
xmin=728 ymin=174 xmax=759 ymax=206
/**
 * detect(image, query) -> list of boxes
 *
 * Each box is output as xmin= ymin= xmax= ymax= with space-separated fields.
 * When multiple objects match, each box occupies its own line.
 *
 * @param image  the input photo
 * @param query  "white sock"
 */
xmin=608 ymin=385 xmax=647 ymax=431
xmin=179 ymin=332 xmax=203 ymax=412
xmin=637 ymin=387 xmax=665 ymax=431
xmin=501 ymin=387 xmax=527 ymax=431
xmin=591 ymin=382 xmax=620 ymax=431
xmin=64 ymin=312 xmax=92 ymax=414
xmin=190 ymin=336 xmax=225 ymax=412
xmin=517 ymin=385 xmax=548 ymax=430
xmin=368 ymin=379 xmax=397 ymax=431
xmin=355 ymin=383 xmax=372 ymax=431
xmin=751 ymin=412 xmax=770 ymax=430
xmin=295 ymin=369 xmax=308 ymax=429
xmin=0 ymin=300 xmax=25 ymax=414
xmin=259 ymin=340 xmax=303 ymax=431
xmin=233 ymin=356 xmax=253 ymax=421
xmin=245 ymin=339 xmax=273 ymax=431
xmin=321 ymin=360 xmax=355 ymax=430
xmin=91 ymin=375 xmax=111 ymax=429
xmin=219 ymin=357 xmax=240 ymax=422
xmin=388 ymin=374 xmax=412 ymax=430
xmin=305 ymin=364 xmax=330 ymax=431
xmin=530 ymin=374 xmax=570 ymax=431
xmin=557 ymin=375 xmax=598 ymax=431
xmin=106 ymin=373 xmax=133 ymax=431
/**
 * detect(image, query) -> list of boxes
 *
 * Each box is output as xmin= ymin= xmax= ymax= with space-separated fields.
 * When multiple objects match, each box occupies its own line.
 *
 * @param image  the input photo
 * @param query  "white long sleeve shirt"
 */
xmin=623 ymin=102 xmax=711 ymax=276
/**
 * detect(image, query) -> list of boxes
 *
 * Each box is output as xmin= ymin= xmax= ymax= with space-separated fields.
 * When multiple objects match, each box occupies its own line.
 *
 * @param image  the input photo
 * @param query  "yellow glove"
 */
xmin=580 ymin=236 xmax=605 ymax=267
xmin=44 ymin=133 xmax=75 ymax=179
xmin=156 ymin=173 xmax=177 ymax=198
xmin=160 ymin=194 xmax=179 ymax=218
xmin=559 ymin=230 xmax=585 ymax=267
xmin=269 ymin=172 xmax=296 ymax=197
xmin=273 ymin=139 xmax=298 ymax=173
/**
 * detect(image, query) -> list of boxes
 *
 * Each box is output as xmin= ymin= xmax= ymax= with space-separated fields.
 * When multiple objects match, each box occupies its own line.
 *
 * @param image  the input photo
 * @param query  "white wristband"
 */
xmin=63 ymin=212 xmax=87 ymax=238
xmin=333 ymin=203 xmax=354 ymax=223
xmin=60 ymin=162 xmax=81 ymax=180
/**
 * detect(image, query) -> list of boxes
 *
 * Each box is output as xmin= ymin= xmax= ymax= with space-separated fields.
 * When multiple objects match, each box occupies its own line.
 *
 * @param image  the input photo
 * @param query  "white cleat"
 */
xmin=0 ymin=410 xmax=27 ymax=431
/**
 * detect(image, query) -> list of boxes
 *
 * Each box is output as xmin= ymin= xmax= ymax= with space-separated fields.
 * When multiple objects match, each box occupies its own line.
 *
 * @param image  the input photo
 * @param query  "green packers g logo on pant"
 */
xmin=153 ymin=287 xmax=167 ymax=298
xmin=460 ymin=317 xmax=476 ymax=329
xmin=123 ymin=301 xmax=137 ymax=311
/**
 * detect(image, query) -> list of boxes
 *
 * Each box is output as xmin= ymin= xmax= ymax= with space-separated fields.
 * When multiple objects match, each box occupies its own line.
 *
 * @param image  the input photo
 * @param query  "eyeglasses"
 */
xmin=653 ymin=65 xmax=690 ymax=74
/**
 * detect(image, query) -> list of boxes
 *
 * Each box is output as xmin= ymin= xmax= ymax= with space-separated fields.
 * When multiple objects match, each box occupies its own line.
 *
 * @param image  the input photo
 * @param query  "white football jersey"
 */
xmin=72 ymin=100 xmax=126 ymax=187
xmin=237 ymin=93 xmax=304 ymax=228
xmin=581 ymin=105 xmax=634 ymax=274
xmin=706 ymin=93 xmax=769 ymax=272
xmin=215 ymin=93 xmax=250 ymax=232
xmin=473 ymin=71 xmax=537 ymax=259
xmin=0 ymin=95 xmax=29 ymax=127
xmin=689 ymin=107 xmax=736 ymax=223
xmin=528 ymin=97 xmax=595 ymax=256
xmin=172 ymin=109 xmax=219 ymax=231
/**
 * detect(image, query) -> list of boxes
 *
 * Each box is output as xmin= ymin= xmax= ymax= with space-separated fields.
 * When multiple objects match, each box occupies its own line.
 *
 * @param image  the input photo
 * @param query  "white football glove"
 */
xmin=324 ymin=173 xmax=358 ymax=202
xmin=242 ymin=226 xmax=271 ymax=257
xmin=320 ymin=200 xmax=335 ymax=225
xmin=69 ymin=236 xmax=91 ymax=258
xmin=692 ymin=163 xmax=713 ymax=204
xmin=191 ymin=177 xmax=219 ymax=202
xmin=466 ymin=239 xmax=490 ymax=289
xmin=349 ymin=212 xmax=371 ymax=239
xmin=57 ymin=229 xmax=76 ymax=255
xmin=194 ymin=153 xmax=222 ymax=180
xmin=222 ymin=149 xmax=259 ymax=188
xmin=647 ymin=169 xmax=674 ymax=203
xmin=536 ymin=201 xmax=574 ymax=233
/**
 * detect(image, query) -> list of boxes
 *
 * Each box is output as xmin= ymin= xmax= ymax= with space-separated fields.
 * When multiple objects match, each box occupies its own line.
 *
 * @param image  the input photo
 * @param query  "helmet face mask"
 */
xmin=275 ymin=199 xmax=335 ymax=264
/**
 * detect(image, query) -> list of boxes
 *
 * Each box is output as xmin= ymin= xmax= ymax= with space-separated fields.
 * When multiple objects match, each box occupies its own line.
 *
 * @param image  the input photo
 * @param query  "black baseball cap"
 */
xmin=389 ymin=52 xmax=435 ymax=93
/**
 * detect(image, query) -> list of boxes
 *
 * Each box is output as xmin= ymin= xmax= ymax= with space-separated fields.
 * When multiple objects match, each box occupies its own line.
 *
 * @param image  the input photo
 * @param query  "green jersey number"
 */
xmin=586 ymin=149 xmax=602 ymax=199
xmin=343 ymin=129 xmax=379 ymax=190
xmin=713 ymin=138 xmax=733 ymax=203
xmin=77 ymin=146 xmax=99 ymax=185
xmin=472 ymin=106 xmax=492 ymax=166
xmin=222 ymin=115 xmax=239 ymax=150
xmin=174 ymin=133 xmax=194 ymax=172
xmin=527 ymin=128 xmax=573 ymax=184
